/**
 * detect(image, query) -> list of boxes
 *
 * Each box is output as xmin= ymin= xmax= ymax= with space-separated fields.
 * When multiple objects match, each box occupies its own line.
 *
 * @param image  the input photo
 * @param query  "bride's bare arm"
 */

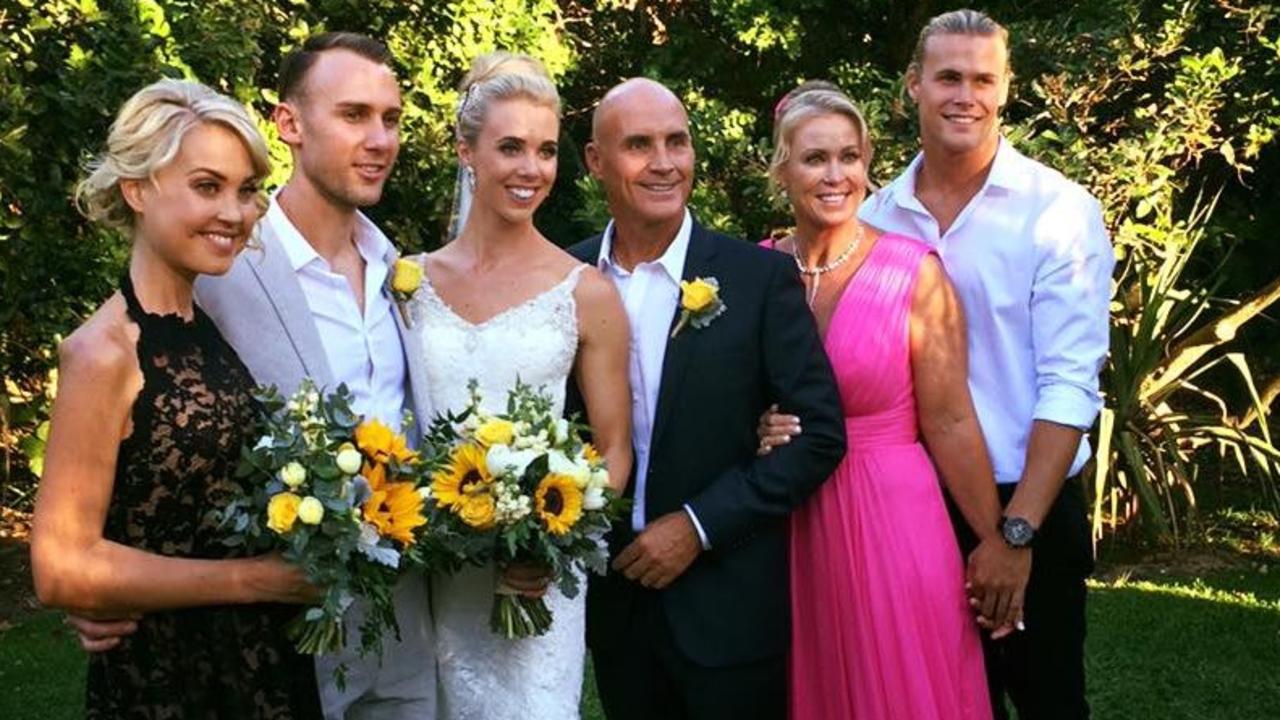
xmin=572 ymin=267 xmax=633 ymax=493
xmin=31 ymin=299 xmax=316 ymax=616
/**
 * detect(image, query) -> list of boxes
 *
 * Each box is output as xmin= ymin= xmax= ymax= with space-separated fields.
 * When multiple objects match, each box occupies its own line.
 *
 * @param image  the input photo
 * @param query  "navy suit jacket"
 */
xmin=568 ymin=220 xmax=846 ymax=667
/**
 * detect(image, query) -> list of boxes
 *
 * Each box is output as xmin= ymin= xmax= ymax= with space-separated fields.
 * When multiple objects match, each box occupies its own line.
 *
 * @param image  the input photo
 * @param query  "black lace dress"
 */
xmin=85 ymin=274 xmax=322 ymax=720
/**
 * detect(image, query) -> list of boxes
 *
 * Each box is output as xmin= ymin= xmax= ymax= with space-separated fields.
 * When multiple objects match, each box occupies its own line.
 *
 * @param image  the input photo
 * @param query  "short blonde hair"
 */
xmin=455 ymin=52 xmax=560 ymax=146
xmin=768 ymin=81 xmax=873 ymax=192
xmin=75 ymin=78 xmax=270 ymax=231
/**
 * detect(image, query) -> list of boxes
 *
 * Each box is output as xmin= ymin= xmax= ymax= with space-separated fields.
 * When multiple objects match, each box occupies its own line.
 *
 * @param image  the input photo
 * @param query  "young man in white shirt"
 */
xmin=859 ymin=9 xmax=1114 ymax=719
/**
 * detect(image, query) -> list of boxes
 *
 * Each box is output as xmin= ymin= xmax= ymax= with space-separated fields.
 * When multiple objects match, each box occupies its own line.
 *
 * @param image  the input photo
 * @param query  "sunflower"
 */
xmin=433 ymin=443 xmax=492 ymax=510
xmin=535 ymin=473 xmax=584 ymax=535
xmin=362 ymin=480 xmax=427 ymax=546
xmin=362 ymin=460 xmax=387 ymax=490
xmin=386 ymin=433 xmax=419 ymax=464
xmin=355 ymin=419 xmax=418 ymax=464
xmin=355 ymin=419 xmax=395 ymax=459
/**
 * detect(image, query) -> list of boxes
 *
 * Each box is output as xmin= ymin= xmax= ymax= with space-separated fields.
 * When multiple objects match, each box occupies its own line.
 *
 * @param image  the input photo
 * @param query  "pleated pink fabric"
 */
xmin=784 ymin=234 xmax=992 ymax=720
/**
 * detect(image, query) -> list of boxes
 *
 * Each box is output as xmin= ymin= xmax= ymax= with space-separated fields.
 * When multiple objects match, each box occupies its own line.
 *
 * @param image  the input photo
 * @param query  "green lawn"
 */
xmin=2 ymin=567 xmax=1277 ymax=720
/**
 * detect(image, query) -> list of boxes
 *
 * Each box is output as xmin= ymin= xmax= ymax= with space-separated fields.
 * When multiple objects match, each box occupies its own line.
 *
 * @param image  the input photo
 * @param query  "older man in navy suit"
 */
xmin=568 ymin=79 xmax=846 ymax=720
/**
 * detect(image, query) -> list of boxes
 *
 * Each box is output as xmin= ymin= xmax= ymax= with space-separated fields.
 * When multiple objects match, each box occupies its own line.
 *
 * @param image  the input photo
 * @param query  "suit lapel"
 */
xmin=246 ymin=226 xmax=336 ymax=388
xmin=385 ymin=250 xmax=433 ymax=427
xmin=649 ymin=223 xmax=718 ymax=452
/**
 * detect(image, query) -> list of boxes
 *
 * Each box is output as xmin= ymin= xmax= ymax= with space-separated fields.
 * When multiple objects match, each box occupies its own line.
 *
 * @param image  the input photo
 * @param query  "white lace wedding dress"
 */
xmin=409 ymin=262 xmax=589 ymax=720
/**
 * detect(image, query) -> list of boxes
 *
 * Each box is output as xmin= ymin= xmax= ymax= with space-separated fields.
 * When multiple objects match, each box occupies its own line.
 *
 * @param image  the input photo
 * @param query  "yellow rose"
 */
xmin=298 ymin=496 xmax=325 ymax=525
xmin=458 ymin=493 xmax=497 ymax=530
xmin=680 ymin=278 xmax=717 ymax=313
xmin=267 ymin=492 xmax=302 ymax=534
xmin=475 ymin=419 xmax=515 ymax=448
xmin=391 ymin=258 xmax=424 ymax=295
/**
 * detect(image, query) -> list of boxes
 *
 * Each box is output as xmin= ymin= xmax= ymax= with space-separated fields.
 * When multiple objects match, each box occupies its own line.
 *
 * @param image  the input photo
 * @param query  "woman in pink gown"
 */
xmin=762 ymin=82 xmax=1025 ymax=719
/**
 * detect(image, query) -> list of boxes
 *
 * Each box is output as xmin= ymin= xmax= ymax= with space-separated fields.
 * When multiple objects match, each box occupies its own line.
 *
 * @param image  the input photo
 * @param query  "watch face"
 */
xmin=1003 ymin=517 xmax=1035 ymax=547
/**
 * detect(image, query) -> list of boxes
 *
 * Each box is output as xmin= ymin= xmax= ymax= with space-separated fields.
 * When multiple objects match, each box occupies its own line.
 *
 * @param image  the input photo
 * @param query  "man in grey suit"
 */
xmin=68 ymin=32 xmax=436 ymax=719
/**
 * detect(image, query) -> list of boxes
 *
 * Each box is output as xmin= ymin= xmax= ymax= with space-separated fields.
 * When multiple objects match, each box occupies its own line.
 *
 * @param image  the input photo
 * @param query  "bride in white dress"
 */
xmin=406 ymin=52 xmax=632 ymax=720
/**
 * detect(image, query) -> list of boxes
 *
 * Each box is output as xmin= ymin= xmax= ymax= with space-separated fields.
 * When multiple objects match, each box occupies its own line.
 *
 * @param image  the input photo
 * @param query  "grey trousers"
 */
xmin=316 ymin=570 xmax=436 ymax=720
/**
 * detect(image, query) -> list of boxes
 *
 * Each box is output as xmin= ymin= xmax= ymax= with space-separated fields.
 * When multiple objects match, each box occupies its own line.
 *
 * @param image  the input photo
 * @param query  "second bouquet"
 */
xmin=216 ymin=379 xmax=432 ymax=672
xmin=422 ymin=380 xmax=625 ymax=639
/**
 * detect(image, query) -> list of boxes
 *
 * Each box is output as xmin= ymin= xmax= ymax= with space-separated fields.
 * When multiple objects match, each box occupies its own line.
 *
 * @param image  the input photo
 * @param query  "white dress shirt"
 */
xmin=860 ymin=138 xmax=1114 ymax=483
xmin=596 ymin=210 xmax=710 ymax=546
xmin=267 ymin=199 xmax=408 ymax=427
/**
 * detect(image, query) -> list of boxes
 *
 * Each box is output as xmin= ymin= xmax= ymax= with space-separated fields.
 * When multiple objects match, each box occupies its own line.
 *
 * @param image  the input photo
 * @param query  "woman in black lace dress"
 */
xmin=30 ymin=79 xmax=323 ymax=719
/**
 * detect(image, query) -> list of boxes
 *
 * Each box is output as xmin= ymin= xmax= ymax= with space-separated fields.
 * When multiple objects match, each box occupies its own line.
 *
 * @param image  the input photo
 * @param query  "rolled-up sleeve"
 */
xmin=1030 ymin=194 xmax=1115 ymax=430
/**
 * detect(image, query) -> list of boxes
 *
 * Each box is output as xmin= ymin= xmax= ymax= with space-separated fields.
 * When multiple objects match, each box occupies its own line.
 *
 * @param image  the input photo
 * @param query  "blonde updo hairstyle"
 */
xmin=76 ymin=78 xmax=270 ymax=232
xmin=768 ymin=81 xmax=873 ymax=195
xmin=455 ymin=51 xmax=561 ymax=147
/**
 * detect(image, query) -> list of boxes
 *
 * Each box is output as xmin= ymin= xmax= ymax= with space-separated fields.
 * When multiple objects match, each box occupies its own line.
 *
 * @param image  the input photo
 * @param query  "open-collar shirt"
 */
xmin=267 ymin=198 xmax=408 ymax=428
xmin=860 ymin=138 xmax=1114 ymax=483
xmin=597 ymin=210 xmax=709 ymax=545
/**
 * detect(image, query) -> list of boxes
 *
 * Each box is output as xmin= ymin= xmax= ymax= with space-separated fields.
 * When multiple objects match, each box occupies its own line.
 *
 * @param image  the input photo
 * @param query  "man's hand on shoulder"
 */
xmin=612 ymin=511 xmax=703 ymax=590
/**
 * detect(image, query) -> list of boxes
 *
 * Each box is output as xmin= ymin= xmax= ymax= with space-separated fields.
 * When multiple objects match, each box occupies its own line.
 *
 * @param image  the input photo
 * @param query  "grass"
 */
xmin=2 ymin=565 xmax=1277 ymax=720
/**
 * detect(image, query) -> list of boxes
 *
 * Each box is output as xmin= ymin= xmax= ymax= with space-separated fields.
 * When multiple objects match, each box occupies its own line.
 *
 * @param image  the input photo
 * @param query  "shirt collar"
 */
xmin=885 ymin=135 xmax=1026 ymax=214
xmin=597 ymin=208 xmax=693 ymax=284
xmin=266 ymin=192 xmax=393 ymax=273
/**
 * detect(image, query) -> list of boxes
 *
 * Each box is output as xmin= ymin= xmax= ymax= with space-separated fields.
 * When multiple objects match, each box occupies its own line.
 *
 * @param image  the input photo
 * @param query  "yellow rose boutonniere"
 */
xmin=388 ymin=258 xmax=424 ymax=327
xmin=671 ymin=276 xmax=726 ymax=338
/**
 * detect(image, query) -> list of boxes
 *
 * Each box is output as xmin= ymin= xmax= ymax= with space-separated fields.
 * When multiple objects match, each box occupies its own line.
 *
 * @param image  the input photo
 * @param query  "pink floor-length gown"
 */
xmin=784 ymin=233 xmax=992 ymax=720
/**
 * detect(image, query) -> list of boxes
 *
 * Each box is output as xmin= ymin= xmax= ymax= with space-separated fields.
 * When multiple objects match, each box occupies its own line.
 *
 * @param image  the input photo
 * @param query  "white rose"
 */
xmin=335 ymin=444 xmax=363 ymax=475
xmin=548 ymin=450 xmax=590 ymax=488
xmin=486 ymin=444 xmax=538 ymax=478
xmin=583 ymin=486 xmax=606 ymax=511
xmin=298 ymin=496 xmax=325 ymax=525
xmin=279 ymin=461 xmax=307 ymax=489
xmin=552 ymin=418 xmax=570 ymax=444
xmin=589 ymin=467 xmax=610 ymax=490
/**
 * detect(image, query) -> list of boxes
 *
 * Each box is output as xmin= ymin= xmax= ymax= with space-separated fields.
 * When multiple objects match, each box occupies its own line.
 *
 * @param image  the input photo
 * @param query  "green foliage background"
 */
xmin=2 ymin=0 xmax=1278 ymax=539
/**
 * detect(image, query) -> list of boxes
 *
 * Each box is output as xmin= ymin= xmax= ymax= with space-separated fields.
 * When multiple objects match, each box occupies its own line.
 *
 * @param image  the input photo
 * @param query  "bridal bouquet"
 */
xmin=422 ymin=380 xmax=625 ymax=638
xmin=216 ymin=380 xmax=431 ymax=666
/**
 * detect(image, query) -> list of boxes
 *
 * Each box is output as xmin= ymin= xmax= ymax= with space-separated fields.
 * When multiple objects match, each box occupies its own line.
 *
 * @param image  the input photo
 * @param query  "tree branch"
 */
xmin=1142 ymin=271 xmax=1280 ymax=403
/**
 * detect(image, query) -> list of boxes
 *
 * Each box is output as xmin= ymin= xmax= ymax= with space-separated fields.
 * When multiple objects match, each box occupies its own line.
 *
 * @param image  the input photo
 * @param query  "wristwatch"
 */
xmin=1000 ymin=516 xmax=1036 ymax=549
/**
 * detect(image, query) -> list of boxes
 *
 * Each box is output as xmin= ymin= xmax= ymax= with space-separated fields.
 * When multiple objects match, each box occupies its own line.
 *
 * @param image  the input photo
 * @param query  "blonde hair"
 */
xmin=768 ymin=81 xmax=873 ymax=192
xmin=455 ymin=51 xmax=560 ymax=146
xmin=908 ymin=9 xmax=1011 ymax=77
xmin=75 ymin=78 xmax=270 ymax=231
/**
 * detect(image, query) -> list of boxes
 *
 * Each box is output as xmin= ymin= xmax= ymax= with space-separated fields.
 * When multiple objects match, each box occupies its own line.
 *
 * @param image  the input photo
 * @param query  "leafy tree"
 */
xmin=2 ymin=0 xmax=1277 ymax=544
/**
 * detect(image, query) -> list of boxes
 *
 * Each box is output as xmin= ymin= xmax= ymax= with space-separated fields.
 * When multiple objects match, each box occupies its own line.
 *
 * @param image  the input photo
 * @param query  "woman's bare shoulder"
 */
xmin=58 ymin=294 xmax=139 ymax=382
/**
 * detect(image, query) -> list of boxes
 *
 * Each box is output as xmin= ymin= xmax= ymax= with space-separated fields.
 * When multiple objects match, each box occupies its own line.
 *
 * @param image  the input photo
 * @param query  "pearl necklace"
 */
xmin=791 ymin=225 xmax=864 ymax=307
